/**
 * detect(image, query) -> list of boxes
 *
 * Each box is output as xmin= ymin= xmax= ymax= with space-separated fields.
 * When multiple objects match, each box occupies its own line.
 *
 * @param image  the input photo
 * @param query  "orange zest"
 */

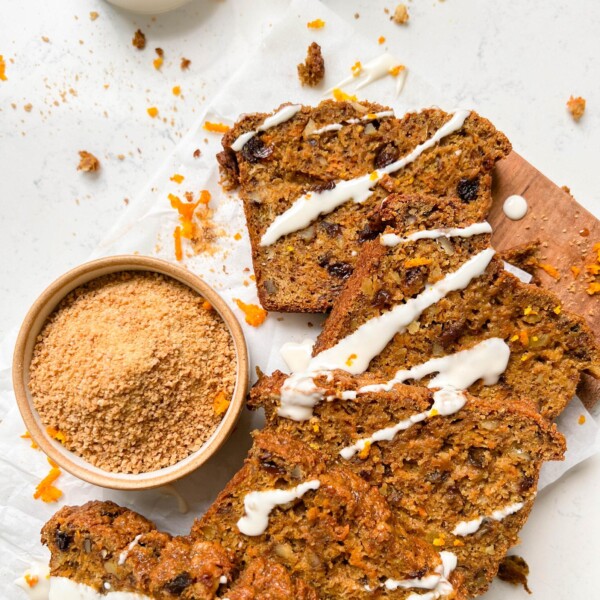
xmin=24 ymin=574 xmax=39 ymax=588
xmin=153 ymin=57 xmax=163 ymax=70
xmin=332 ymin=88 xmax=358 ymax=102
xmin=378 ymin=36 xmax=386 ymax=44
xmin=203 ymin=121 xmax=230 ymax=133
xmin=234 ymin=298 xmax=267 ymax=327
xmin=345 ymin=353 xmax=357 ymax=367
xmin=46 ymin=426 xmax=66 ymax=444
xmin=172 ymin=85 xmax=181 ymax=96
xmin=570 ymin=266 xmax=581 ymax=279
xmin=170 ymin=173 xmax=184 ymax=183
xmin=351 ymin=61 xmax=362 ymax=77
xmin=202 ymin=300 xmax=213 ymax=311
xmin=389 ymin=64 xmax=406 ymax=77
xmin=34 ymin=458 xmax=63 ymax=503
xmin=21 ymin=431 xmax=39 ymax=450
xmin=147 ymin=106 xmax=159 ymax=118
xmin=0 ymin=55 xmax=7 ymax=81
xmin=358 ymin=441 xmax=371 ymax=460
xmin=173 ymin=226 xmax=183 ymax=261
xmin=578 ymin=414 xmax=586 ymax=425
xmin=213 ymin=390 xmax=230 ymax=416
xmin=307 ymin=18 xmax=325 ymax=29
xmin=234 ymin=232 xmax=242 ymax=241
xmin=538 ymin=262 xmax=560 ymax=280
xmin=404 ymin=257 xmax=432 ymax=269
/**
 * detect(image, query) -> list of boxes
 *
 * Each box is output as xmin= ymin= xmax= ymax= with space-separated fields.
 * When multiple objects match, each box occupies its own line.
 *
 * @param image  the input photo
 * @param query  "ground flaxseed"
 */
xmin=29 ymin=271 xmax=236 ymax=474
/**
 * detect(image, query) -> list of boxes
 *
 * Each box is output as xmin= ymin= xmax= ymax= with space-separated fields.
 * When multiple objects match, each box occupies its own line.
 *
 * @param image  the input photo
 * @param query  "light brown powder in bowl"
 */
xmin=28 ymin=271 xmax=237 ymax=474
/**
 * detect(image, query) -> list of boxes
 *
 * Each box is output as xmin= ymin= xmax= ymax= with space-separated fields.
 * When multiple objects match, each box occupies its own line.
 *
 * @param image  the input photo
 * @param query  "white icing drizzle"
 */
xmin=231 ymin=104 xmax=302 ymax=151
xmin=237 ymin=480 xmax=321 ymax=536
xmin=385 ymin=551 xmax=457 ymax=600
xmin=48 ymin=577 xmax=150 ymax=599
xmin=311 ymin=111 xmax=394 ymax=135
xmin=503 ymin=261 xmax=533 ymax=284
xmin=260 ymin=109 xmax=471 ymax=246
xmin=359 ymin=337 xmax=510 ymax=394
xmin=452 ymin=502 xmax=525 ymax=536
xmin=502 ymin=194 xmax=528 ymax=220
xmin=219 ymin=575 xmax=228 ymax=584
xmin=339 ymin=389 xmax=466 ymax=459
xmin=118 ymin=534 xmax=143 ymax=566
xmin=380 ymin=222 xmax=492 ymax=247
xmin=278 ymin=249 xmax=496 ymax=421
xmin=327 ymin=53 xmax=407 ymax=95
xmin=15 ymin=562 xmax=51 ymax=600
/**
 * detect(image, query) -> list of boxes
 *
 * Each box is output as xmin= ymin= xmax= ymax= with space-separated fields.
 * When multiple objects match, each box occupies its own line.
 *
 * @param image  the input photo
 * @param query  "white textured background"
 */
xmin=1 ymin=1 xmax=599 ymax=598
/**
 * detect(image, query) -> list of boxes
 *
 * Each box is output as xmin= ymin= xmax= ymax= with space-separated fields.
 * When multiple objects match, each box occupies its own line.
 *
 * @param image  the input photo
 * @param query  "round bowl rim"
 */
xmin=12 ymin=255 xmax=249 ymax=490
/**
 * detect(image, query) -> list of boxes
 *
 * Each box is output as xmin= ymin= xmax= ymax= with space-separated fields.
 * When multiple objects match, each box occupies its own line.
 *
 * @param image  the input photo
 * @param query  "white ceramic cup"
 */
xmin=104 ymin=0 xmax=193 ymax=14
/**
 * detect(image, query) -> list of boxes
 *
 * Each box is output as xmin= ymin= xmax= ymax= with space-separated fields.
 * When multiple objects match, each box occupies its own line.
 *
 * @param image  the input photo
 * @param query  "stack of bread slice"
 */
xmin=40 ymin=100 xmax=600 ymax=599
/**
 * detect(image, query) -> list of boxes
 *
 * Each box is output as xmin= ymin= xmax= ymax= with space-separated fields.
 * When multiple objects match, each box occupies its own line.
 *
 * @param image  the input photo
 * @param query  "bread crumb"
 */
xmin=117 ymin=154 xmax=125 ymax=160
xmin=41 ymin=36 xmax=50 ymax=43
xmin=193 ymin=149 xmax=201 ymax=158
xmin=77 ymin=151 xmax=100 ymax=172
xmin=204 ymin=121 xmax=230 ymax=133
xmin=567 ymin=96 xmax=586 ymax=122
xmin=497 ymin=555 xmax=531 ymax=594
xmin=392 ymin=4 xmax=410 ymax=24
xmin=24 ymin=103 xmax=33 ymax=112
xmin=181 ymin=57 xmax=191 ymax=70
xmin=234 ymin=298 xmax=267 ymax=327
xmin=132 ymin=29 xmax=146 ymax=50
xmin=297 ymin=42 xmax=325 ymax=87
xmin=89 ymin=11 xmax=99 ymax=21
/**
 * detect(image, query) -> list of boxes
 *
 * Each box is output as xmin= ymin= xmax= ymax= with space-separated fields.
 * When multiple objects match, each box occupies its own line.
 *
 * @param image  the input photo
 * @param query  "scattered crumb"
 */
xmin=392 ymin=4 xmax=410 ymax=24
xmin=579 ymin=414 xmax=586 ymax=425
xmin=203 ymin=121 xmax=230 ymax=133
xmin=153 ymin=49 xmax=163 ymax=70
xmin=333 ymin=88 xmax=357 ymax=102
xmin=567 ymin=96 xmax=586 ymax=122
xmin=155 ymin=47 xmax=164 ymax=57
xmin=41 ymin=36 xmax=50 ymax=43
xmin=378 ymin=35 xmax=386 ymax=44
xmin=89 ymin=11 xmax=99 ymax=21
xmin=497 ymin=555 xmax=531 ymax=594
xmin=193 ymin=149 xmax=201 ymax=158
xmin=354 ymin=12 xmax=360 ymax=19
xmin=147 ymin=106 xmax=159 ymax=118
xmin=117 ymin=154 xmax=125 ymax=160
xmin=77 ymin=151 xmax=100 ymax=172
xmin=124 ymin=198 xmax=129 ymax=205
xmin=132 ymin=29 xmax=146 ymax=50
xmin=307 ymin=18 xmax=325 ymax=29
xmin=24 ymin=103 xmax=33 ymax=112
xmin=181 ymin=57 xmax=191 ymax=70
xmin=297 ymin=42 xmax=325 ymax=87
xmin=172 ymin=85 xmax=181 ymax=96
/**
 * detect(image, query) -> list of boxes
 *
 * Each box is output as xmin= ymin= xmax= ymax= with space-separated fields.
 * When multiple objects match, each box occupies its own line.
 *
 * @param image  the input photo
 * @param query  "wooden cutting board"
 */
xmin=490 ymin=151 xmax=600 ymax=407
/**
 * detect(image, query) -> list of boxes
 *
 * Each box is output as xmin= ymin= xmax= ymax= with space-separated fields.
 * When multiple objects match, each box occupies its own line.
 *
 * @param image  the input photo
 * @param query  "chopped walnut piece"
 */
xmin=132 ymin=29 xmax=146 ymax=50
xmin=297 ymin=42 xmax=325 ymax=87
xmin=77 ymin=151 xmax=100 ymax=172
xmin=567 ymin=96 xmax=586 ymax=121
xmin=180 ymin=57 xmax=191 ymax=70
xmin=392 ymin=4 xmax=410 ymax=24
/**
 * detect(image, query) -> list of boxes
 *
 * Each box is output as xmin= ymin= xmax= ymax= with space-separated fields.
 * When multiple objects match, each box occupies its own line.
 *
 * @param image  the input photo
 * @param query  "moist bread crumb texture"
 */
xmin=29 ymin=271 xmax=236 ymax=474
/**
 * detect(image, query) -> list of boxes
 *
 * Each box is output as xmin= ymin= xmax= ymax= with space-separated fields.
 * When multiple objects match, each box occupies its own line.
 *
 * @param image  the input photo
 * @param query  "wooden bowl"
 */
xmin=12 ymin=256 xmax=249 ymax=490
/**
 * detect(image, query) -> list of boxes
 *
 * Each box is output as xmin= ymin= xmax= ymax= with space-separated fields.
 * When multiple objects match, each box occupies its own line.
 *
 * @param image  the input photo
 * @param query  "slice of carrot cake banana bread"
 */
xmin=193 ymin=429 xmax=466 ymax=599
xmin=218 ymin=100 xmax=511 ymax=312
xmin=249 ymin=371 xmax=565 ymax=598
xmin=311 ymin=194 xmax=600 ymax=419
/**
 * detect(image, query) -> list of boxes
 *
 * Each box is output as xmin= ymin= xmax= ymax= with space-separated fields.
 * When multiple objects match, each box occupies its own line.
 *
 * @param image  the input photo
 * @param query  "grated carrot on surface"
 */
xmin=234 ymin=299 xmax=267 ymax=327
xmin=34 ymin=464 xmax=62 ymax=503
xmin=404 ymin=257 xmax=432 ymax=269
xmin=351 ymin=61 xmax=362 ymax=77
xmin=153 ymin=57 xmax=163 ymax=70
xmin=234 ymin=232 xmax=242 ymax=241
xmin=202 ymin=300 xmax=213 ymax=311
xmin=213 ymin=390 xmax=230 ymax=416
xmin=170 ymin=173 xmax=184 ymax=183
xmin=519 ymin=330 xmax=529 ymax=346
xmin=173 ymin=226 xmax=183 ymax=261
xmin=332 ymin=88 xmax=358 ymax=102
xmin=358 ymin=441 xmax=371 ymax=460
xmin=307 ymin=18 xmax=325 ymax=28
xmin=24 ymin=574 xmax=39 ymax=587
xmin=46 ymin=426 xmax=66 ymax=444
xmin=0 ymin=55 xmax=7 ymax=81
xmin=345 ymin=353 xmax=357 ymax=366
xmin=169 ymin=193 xmax=201 ymax=238
xmin=203 ymin=121 xmax=230 ymax=133
xmin=587 ymin=282 xmax=600 ymax=296
xmin=198 ymin=189 xmax=211 ymax=205
xmin=538 ymin=262 xmax=560 ymax=280
xmin=147 ymin=107 xmax=158 ymax=118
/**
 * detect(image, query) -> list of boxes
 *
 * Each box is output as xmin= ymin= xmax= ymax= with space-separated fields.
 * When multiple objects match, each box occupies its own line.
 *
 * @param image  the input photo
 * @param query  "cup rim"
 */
xmin=12 ymin=255 xmax=249 ymax=490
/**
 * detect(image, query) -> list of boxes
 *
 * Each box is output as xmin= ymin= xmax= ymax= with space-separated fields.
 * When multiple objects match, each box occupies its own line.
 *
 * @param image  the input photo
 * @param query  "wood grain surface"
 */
xmin=490 ymin=152 xmax=599 ymax=407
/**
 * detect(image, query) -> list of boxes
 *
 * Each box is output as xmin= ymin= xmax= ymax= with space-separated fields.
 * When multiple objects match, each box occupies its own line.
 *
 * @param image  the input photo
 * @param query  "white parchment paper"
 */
xmin=1 ymin=0 xmax=598 ymax=595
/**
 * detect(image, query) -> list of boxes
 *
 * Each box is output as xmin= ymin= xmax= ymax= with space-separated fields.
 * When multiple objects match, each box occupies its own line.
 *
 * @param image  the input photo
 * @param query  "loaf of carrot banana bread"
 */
xmin=248 ymin=370 xmax=565 ymax=598
xmin=218 ymin=100 xmax=511 ymax=312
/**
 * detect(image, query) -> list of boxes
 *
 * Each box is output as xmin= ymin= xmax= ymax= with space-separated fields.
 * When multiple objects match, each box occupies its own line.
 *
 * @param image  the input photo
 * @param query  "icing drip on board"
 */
xmin=260 ymin=110 xmax=471 ymax=246
xmin=237 ymin=480 xmax=321 ymax=536
xmin=231 ymin=104 xmax=302 ymax=151
xmin=502 ymin=195 xmax=528 ymax=220
xmin=311 ymin=110 xmax=394 ymax=135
